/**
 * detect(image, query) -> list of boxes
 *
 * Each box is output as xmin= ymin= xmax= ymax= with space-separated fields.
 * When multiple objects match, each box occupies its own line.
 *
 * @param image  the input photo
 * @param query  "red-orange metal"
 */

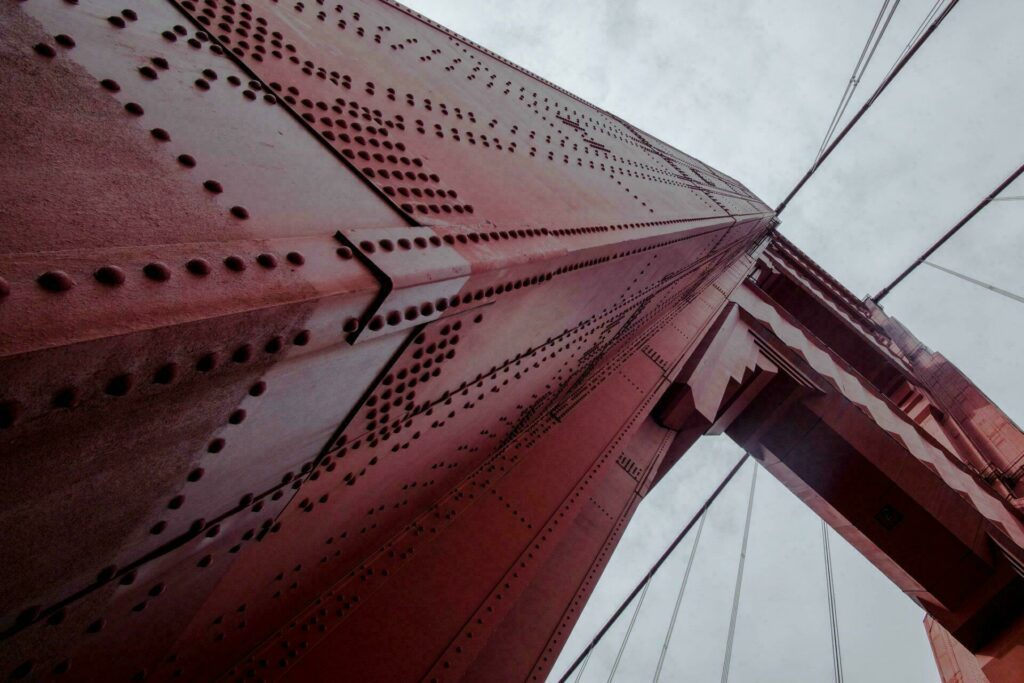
xmin=0 ymin=1 xmax=1020 ymax=682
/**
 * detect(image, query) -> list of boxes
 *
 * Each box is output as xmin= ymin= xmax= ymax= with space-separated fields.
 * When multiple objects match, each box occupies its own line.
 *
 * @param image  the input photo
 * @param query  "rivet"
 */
xmin=293 ymin=330 xmax=310 ymax=346
xmin=196 ymin=353 xmax=218 ymax=372
xmin=264 ymin=336 xmax=283 ymax=353
xmin=0 ymin=400 xmax=23 ymax=429
xmin=34 ymin=43 xmax=56 ymax=58
xmin=177 ymin=154 xmax=196 ymax=166
xmin=104 ymin=374 xmax=134 ymax=396
xmin=0 ymin=277 xmax=9 ymax=298
xmin=143 ymin=262 xmax=172 ymax=282
xmin=249 ymin=381 xmax=266 ymax=396
xmin=202 ymin=179 xmax=223 ymax=193
xmin=186 ymin=258 xmax=212 ymax=276
xmin=187 ymin=468 xmax=205 ymax=482
xmin=208 ymin=439 xmax=225 ymax=453
xmin=95 ymin=262 xmax=126 ymax=282
xmin=37 ymin=270 xmax=74 ymax=292
xmin=151 ymin=128 xmax=171 ymax=141
xmin=256 ymin=253 xmax=277 ymax=269
xmin=151 ymin=56 xmax=169 ymax=69
xmin=335 ymin=247 xmax=353 ymax=259
xmin=52 ymin=387 xmax=80 ymax=408
xmin=107 ymin=16 xmax=126 ymax=28
xmin=124 ymin=102 xmax=144 ymax=116
xmin=167 ymin=495 xmax=185 ymax=510
xmin=224 ymin=255 xmax=246 ymax=271
xmin=195 ymin=78 xmax=210 ymax=90
xmin=286 ymin=251 xmax=305 ymax=265
xmin=139 ymin=66 xmax=158 ymax=80
xmin=232 ymin=344 xmax=253 ymax=363
xmin=153 ymin=363 xmax=178 ymax=384
xmin=228 ymin=409 xmax=247 ymax=424
xmin=230 ymin=206 xmax=250 ymax=219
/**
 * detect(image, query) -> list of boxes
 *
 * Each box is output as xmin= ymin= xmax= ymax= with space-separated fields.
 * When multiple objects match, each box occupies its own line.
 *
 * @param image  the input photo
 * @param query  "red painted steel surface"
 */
xmin=1 ymin=1 xmax=1021 ymax=682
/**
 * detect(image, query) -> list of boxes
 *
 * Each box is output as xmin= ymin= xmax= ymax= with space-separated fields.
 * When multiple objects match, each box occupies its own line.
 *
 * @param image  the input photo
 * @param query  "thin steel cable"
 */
xmin=775 ymin=0 xmax=961 ymax=215
xmin=883 ymin=0 xmax=945 ymax=82
xmin=720 ymin=466 xmax=758 ymax=683
xmin=606 ymin=577 xmax=651 ymax=682
xmin=873 ymin=161 xmax=1024 ymax=301
xmin=556 ymin=454 xmax=751 ymax=683
xmin=822 ymin=521 xmax=845 ymax=683
xmin=923 ymin=262 xmax=1024 ymax=305
xmin=573 ymin=649 xmax=592 ymax=683
xmin=814 ymin=0 xmax=900 ymax=164
xmin=652 ymin=509 xmax=708 ymax=683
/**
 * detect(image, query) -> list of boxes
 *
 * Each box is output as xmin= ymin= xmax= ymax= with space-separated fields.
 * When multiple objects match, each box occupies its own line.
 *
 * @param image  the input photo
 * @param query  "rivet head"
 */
xmin=143 ymin=262 xmax=172 ymax=282
xmin=230 ymin=206 xmax=249 ymax=219
xmin=94 ymin=265 xmax=126 ymax=286
xmin=151 ymin=128 xmax=171 ymax=141
xmin=37 ymin=270 xmax=75 ymax=292
xmin=224 ymin=255 xmax=246 ymax=272
xmin=100 ymin=78 xmax=120 ymax=92
xmin=153 ymin=363 xmax=179 ymax=384
xmin=232 ymin=344 xmax=253 ymax=363
xmin=34 ymin=43 xmax=56 ymax=58
xmin=104 ymin=373 xmax=134 ymax=396
xmin=256 ymin=253 xmax=277 ymax=269
xmin=52 ymin=387 xmax=80 ymax=408
xmin=0 ymin=276 xmax=11 ymax=298
xmin=0 ymin=400 xmax=23 ymax=429
xmin=186 ymin=258 xmax=211 ymax=276
xmin=286 ymin=251 xmax=305 ymax=266
xmin=202 ymin=180 xmax=223 ymax=193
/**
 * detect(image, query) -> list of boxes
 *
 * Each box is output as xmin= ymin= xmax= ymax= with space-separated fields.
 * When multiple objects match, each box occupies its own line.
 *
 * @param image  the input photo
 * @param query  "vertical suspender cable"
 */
xmin=557 ymin=454 xmax=751 ymax=683
xmin=775 ymin=0 xmax=961 ymax=215
xmin=814 ymin=0 xmax=901 ymax=166
xmin=605 ymin=578 xmax=651 ymax=682
xmin=572 ymin=649 xmax=592 ymax=683
xmin=720 ymin=466 xmax=758 ymax=683
xmin=652 ymin=509 xmax=708 ymax=683
xmin=822 ymin=521 xmax=845 ymax=683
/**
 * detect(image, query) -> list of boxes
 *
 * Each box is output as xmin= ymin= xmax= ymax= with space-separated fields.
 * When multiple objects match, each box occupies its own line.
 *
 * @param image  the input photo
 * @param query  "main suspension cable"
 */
xmin=873 ymin=161 xmax=1024 ymax=302
xmin=556 ymin=454 xmax=752 ymax=683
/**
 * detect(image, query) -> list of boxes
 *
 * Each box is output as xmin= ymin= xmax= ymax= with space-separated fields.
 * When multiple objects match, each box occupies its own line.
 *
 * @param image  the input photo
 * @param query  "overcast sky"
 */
xmin=402 ymin=1 xmax=1023 ymax=680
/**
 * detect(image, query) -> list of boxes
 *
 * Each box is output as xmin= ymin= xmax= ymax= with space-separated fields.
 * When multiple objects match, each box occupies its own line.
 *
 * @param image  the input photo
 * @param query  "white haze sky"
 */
xmin=401 ymin=1 xmax=1024 ymax=681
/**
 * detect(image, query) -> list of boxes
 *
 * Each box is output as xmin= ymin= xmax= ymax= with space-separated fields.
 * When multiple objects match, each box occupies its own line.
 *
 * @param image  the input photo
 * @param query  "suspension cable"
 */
xmin=872 ymin=161 xmax=1024 ymax=302
xmin=652 ymin=510 xmax=708 ymax=683
xmin=556 ymin=454 xmax=751 ymax=683
xmin=573 ymin=651 xmax=598 ymax=679
xmin=883 ymin=0 xmax=945 ymax=82
xmin=775 ymin=0 xmax=961 ymax=215
xmin=720 ymin=465 xmax=758 ymax=683
xmin=923 ymin=262 xmax=1024 ymax=305
xmin=814 ymin=0 xmax=901 ymax=165
xmin=606 ymin=576 xmax=651 ymax=682
xmin=822 ymin=521 xmax=845 ymax=683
